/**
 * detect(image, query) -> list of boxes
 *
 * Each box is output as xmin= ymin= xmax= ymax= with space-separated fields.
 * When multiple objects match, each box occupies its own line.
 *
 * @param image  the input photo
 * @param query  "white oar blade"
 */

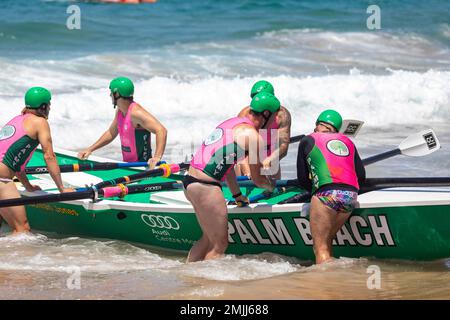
xmin=340 ymin=120 xmax=364 ymax=137
xmin=399 ymin=129 xmax=441 ymax=157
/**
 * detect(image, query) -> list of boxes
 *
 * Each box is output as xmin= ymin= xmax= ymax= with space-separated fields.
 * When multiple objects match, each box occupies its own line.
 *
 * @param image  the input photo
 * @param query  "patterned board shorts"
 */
xmin=315 ymin=189 xmax=358 ymax=214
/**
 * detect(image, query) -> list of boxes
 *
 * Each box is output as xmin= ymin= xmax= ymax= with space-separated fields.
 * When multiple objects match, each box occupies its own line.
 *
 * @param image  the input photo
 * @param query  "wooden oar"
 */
xmin=0 ymin=163 xmax=187 ymax=208
xmin=363 ymin=129 xmax=440 ymax=166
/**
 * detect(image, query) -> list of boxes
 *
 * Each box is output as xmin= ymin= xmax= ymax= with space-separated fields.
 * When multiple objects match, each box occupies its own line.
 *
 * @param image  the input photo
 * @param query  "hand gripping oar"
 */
xmin=0 ymin=163 xmax=187 ymax=208
xmin=25 ymin=161 xmax=150 ymax=175
xmin=363 ymin=129 xmax=441 ymax=166
xmin=289 ymin=119 xmax=364 ymax=144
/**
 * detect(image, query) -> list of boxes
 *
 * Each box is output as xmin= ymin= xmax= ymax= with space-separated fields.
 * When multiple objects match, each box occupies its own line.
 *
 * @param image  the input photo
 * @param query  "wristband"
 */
xmin=232 ymin=191 xmax=242 ymax=199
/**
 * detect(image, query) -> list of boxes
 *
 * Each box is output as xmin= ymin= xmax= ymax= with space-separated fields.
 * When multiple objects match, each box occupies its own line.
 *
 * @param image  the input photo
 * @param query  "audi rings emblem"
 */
xmin=141 ymin=214 xmax=180 ymax=230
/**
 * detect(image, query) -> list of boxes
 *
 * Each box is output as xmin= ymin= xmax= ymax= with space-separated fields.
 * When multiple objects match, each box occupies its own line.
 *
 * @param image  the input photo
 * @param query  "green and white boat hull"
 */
xmin=13 ymin=149 xmax=450 ymax=261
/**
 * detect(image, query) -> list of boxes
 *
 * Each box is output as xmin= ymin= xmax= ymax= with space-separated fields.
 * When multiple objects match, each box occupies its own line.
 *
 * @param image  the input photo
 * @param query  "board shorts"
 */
xmin=315 ymin=189 xmax=358 ymax=214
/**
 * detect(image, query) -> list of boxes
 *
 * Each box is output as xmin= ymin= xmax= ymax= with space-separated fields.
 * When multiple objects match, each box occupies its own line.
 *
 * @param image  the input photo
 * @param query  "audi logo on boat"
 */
xmin=141 ymin=214 xmax=180 ymax=230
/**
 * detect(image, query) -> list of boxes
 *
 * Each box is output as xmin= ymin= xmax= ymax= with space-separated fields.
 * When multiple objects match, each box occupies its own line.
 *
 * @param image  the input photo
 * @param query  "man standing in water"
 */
xmin=184 ymin=92 xmax=279 ymax=262
xmin=0 ymin=87 xmax=73 ymax=234
xmin=78 ymin=77 xmax=167 ymax=169
xmin=236 ymin=80 xmax=291 ymax=179
xmin=296 ymin=110 xmax=365 ymax=264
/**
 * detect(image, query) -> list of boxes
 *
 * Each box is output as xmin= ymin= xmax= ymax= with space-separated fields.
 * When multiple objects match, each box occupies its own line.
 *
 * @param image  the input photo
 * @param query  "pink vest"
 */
xmin=117 ymin=102 xmax=152 ymax=162
xmin=0 ymin=114 xmax=39 ymax=172
xmin=191 ymin=117 xmax=253 ymax=181
xmin=310 ymin=132 xmax=359 ymax=190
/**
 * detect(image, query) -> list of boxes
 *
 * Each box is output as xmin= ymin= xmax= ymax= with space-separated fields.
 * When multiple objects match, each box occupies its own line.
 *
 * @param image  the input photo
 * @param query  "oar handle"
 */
xmin=362 ymin=148 xmax=401 ymax=166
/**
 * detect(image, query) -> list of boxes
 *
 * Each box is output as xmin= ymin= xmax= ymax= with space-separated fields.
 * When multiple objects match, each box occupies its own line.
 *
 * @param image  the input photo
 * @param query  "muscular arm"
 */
xmin=87 ymin=116 xmax=119 ymax=153
xmin=261 ymin=108 xmax=291 ymax=175
xmin=296 ymin=136 xmax=314 ymax=193
xmin=36 ymin=120 xmax=65 ymax=192
xmin=133 ymin=106 xmax=167 ymax=160
xmin=225 ymin=168 xmax=242 ymax=196
xmin=15 ymin=171 xmax=33 ymax=191
xmin=272 ymin=107 xmax=291 ymax=160
xmin=235 ymin=126 xmax=274 ymax=191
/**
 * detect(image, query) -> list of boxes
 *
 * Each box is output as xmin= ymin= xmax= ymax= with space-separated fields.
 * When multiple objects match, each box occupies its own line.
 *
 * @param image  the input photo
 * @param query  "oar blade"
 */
xmin=399 ymin=129 xmax=441 ymax=157
xmin=339 ymin=120 xmax=364 ymax=137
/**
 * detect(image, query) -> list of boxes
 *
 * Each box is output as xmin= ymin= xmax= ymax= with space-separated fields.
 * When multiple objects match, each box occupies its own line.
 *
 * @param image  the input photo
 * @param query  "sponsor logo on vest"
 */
xmin=12 ymin=144 xmax=33 ymax=168
xmin=0 ymin=125 xmax=16 ymax=141
xmin=326 ymin=139 xmax=349 ymax=156
xmin=141 ymin=214 xmax=180 ymax=230
xmin=121 ymin=145 xmax=132 ymax=153
xmin=228 ymin=214 xmax=395 ymax=247
xmin=204 ymin=128 xmax=223 ymax=146
xmin=423 ymin=132 xmax=437 ymax=149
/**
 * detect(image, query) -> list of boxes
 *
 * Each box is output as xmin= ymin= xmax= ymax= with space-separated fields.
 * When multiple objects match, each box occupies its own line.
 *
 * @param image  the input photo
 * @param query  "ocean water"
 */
xmin=0 ymin=0 xmax=449 ymax=300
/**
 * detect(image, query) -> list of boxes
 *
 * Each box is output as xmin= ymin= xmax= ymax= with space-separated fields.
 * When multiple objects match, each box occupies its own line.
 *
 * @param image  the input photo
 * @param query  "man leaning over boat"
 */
xmin=236 ymin=80 xmax=292 ymax=179
xmin=184 ymin=92 xmax=279 ymax=262
xmin=0 ymin=87 xmax=74 ymax=234
xmin=296 ymin=109 xmax=366 ymax=264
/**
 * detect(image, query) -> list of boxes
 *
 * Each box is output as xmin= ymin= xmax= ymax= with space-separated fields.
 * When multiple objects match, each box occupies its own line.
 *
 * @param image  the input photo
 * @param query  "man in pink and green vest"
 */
xmin=78 ymin=77 xmax=167 ymax=169
xmin=296 ymin=109 xmax=366 ymax=264
xmin=0 ymin=87 xmax=73 ymax=233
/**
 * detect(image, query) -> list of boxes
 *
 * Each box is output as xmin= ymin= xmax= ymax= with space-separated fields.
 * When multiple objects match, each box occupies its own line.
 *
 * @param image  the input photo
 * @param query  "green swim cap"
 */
xmin=109 ymin=77 xmax=134 ymax=98
xmin=250 ymin=80 xmax=274 ymax=98
xmin=316 ymin=109 xmax=343 ymax=131
xmin=25 ymin=87 xmax=52 ymax=109
xmin=250 ymin=92 xmax=280 ymax=113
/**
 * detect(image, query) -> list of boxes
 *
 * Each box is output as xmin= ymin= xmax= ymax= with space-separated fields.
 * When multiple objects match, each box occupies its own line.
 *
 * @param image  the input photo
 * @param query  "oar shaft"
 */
xmin=362 ymin=148 xmax=401 ymax=166
xmin=25 ymin=162 xmax=149 ymax=175
xmin=93 ymin=162 xmax=189 ymax=189
xmin=0 ymin=190 xmax=94 ymax=208
xmin=100 ymin=181 xmax=183 ymax=198
xmin=289 ymin=134 xmax=305 ymax=144
xmin=360 ymin=177 xmax=450 ymax=193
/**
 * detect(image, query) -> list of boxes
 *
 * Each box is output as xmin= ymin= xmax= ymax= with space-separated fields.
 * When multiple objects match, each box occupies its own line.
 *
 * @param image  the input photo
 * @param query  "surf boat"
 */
xmin=3 ymin=148 xmax=448 ymax=262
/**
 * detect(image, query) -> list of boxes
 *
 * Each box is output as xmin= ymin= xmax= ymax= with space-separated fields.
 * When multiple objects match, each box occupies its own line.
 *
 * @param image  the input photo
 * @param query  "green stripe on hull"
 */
xmin=24 ymin=202 xmax=450 ymax=261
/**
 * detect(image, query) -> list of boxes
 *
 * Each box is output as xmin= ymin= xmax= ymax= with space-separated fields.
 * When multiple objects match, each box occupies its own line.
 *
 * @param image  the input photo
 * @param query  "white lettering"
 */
xmin=368 ymin=215 xmax=394 ymax=246
xmin=350 ymin=216 xmax=372 ymax=246
xmin=335 ymin=224 xmax=356 ymax=246
xmin=66 ymin=5 xmax=81 ymax=30
xmin=261 ymin=218 xmax=294 ymax=245
xmin=234 ymin=220 xmax=257 ymax=244
xmin=366 ymin=5 xmax=381 ymax=30
xmin=246 ymin=219 xmax=271 ymax=244
xmin=294 ymin=218 xmax=313 ymax=245
xmin=367 ymin=265 xmax=381 ymax=289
